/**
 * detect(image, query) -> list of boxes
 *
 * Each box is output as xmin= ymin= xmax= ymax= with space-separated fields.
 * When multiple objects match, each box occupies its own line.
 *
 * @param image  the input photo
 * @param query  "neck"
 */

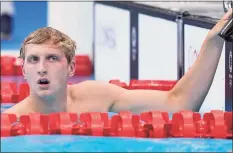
xmin=29 ymin=88 xmax=68 ymax=114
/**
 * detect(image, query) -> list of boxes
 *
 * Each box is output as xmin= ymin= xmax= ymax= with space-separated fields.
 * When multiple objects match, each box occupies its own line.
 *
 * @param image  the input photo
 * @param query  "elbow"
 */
xmin=167 ymin=98 xmax=200 ymax=113
xmin=167 ymin=90 xmax=200 ymax=113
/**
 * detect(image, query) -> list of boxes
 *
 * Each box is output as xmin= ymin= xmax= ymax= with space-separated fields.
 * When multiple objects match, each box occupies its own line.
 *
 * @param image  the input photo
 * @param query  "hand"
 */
xmin=208 ymin=8 xmax=232 ymax=38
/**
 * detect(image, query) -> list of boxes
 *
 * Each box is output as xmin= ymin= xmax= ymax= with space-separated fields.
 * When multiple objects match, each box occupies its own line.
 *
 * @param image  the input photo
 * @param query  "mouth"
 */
xmin=37 ymin=78 xmax=50 ymax=87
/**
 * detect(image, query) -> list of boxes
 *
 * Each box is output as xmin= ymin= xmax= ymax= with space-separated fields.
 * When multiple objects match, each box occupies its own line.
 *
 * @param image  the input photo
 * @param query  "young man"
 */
xmin=3 ymin=9 xmax=232 ymax=117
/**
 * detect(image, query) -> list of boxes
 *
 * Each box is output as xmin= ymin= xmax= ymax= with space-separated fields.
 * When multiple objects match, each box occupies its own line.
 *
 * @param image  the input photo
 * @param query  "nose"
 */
xmin=38 ymin=68 xmax=47 ymax=75
xmin=37 ymin=60 xmax=48 ymax=75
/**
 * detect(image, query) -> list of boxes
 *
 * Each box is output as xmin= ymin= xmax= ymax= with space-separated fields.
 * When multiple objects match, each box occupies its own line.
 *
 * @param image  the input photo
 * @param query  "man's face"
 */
xmin=23 ymin=43 xmax=75 ymax=98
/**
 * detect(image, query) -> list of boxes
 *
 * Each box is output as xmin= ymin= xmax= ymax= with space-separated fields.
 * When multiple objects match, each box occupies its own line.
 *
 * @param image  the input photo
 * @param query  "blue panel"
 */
xmin=1 ymin=1 xmax=47 ymax=50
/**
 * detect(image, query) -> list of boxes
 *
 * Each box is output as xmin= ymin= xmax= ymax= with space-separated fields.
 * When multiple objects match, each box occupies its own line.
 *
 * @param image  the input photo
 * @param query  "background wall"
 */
xmin=48 ymin=2 xmax=94 ymax=59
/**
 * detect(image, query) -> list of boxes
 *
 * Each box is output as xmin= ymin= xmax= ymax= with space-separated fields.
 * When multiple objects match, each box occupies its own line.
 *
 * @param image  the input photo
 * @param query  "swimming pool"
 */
xmin=1 ymin=104 xmax=232 ymax=152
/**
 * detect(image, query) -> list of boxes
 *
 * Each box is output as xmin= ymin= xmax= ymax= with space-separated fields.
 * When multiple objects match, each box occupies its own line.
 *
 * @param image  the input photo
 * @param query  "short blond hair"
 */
xmin=19 ymin=27 xmax=76 ymax=64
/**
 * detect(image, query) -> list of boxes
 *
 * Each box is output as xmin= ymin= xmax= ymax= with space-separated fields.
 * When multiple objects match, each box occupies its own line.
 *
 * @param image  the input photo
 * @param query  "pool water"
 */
xmin=2 ymin=135 xmax=232 ymax=152
xmin=1 ymin=104 xmax=232 ymax=152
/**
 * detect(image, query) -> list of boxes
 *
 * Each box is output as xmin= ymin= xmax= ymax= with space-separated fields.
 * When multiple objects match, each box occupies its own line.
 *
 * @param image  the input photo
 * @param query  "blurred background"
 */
xmin=0 ymin=1 xmax=231 ymax=112
xmin=0 ymin=1 xmax=227 ymax=55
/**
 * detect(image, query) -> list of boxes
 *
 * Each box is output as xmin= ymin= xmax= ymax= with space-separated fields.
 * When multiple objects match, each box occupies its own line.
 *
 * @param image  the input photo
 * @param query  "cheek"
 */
xmin=24 ymin=66 xmax=36 ymax=77
xmin=50 ymin=64 xmax=68 ymax=73
xmin=50 ymin=65 xmax=68 ymax=80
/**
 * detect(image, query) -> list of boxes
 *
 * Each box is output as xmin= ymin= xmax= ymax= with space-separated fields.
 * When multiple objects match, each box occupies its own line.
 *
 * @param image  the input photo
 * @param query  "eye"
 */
xmin=48 ymin=55 xmax=58 ymax=61
xmin=28 ymin=56 xmax=38 ymax=63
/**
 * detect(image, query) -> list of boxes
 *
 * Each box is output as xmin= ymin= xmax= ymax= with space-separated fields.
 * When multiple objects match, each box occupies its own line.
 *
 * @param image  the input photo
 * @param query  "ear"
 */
xmin=22 ymin=64 xmax=27 ymax=79
xmin=20 ymin=58 xmax=27 ymax=79
xmin=67 ymin=60 xmax=76 ymax=77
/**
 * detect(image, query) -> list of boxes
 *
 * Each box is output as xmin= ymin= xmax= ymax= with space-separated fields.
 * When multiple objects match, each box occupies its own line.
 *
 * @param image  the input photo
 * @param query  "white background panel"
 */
xmin=138 ymin=14 xmax=177 ymax=80
xmin=94 ymin=4 xmax=130 ymax=82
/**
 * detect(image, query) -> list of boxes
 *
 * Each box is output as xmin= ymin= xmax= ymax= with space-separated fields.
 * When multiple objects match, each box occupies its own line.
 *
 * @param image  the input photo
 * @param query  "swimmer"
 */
xmin=2 ymin=9 xmax=232 ymax=117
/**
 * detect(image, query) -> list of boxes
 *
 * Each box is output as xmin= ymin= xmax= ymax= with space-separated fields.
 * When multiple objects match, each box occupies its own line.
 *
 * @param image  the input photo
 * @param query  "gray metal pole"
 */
xmin=176 ymin=11 xmax=189 ymax=80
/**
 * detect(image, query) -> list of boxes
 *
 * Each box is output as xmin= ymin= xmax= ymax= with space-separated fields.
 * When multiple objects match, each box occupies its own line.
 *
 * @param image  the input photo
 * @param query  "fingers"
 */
xmin=222 ymin=8 xmax=232 ymax=20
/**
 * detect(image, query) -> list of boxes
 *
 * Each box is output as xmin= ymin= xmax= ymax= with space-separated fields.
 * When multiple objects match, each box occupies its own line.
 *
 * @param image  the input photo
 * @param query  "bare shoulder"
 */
xmin=69 ymin=80 xmax=125 ymax=102
xmin=70 ymin=80 xmax=114 ymax=88
xmin=70 ymin=80 xmax=125 ymax=92
xmin=2 ymin=99 xmax=29 ymax=117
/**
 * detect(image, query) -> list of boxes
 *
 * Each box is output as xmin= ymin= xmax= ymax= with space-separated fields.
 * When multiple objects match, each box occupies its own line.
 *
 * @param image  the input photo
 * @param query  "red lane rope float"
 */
xmin=1 ymin=110 xmax=232 ymax=139
xmin=109 ymin=79 xmax=177 ymax=91
xmin=140 ymin=111 xmax=170 ymax=138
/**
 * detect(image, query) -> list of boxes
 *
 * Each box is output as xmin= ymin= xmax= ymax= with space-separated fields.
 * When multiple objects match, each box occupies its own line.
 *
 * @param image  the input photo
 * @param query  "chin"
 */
xmin=37 ymin=89 xmax=55 ymax=98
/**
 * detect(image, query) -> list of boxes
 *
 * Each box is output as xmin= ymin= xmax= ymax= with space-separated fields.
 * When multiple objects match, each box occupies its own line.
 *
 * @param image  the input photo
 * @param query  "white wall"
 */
xmin=138 ymin=14 xmax=177 ymax=80
xmin=1 ymin=1 xmax=15 ymax=15
xmin=94 ymin=4 xmax=130 ymax=82
xmin=47 ymin=2 xmax=94 ymax=60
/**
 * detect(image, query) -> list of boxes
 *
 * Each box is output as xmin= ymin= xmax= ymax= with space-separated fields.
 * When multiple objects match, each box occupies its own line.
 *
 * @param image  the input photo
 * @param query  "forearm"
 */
xmin=171 ymin=33 xmax=225 ymax=111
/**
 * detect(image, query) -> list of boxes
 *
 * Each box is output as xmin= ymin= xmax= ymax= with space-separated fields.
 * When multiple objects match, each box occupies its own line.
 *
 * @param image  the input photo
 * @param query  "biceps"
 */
xmin=111 ymin=89 xmax=174 ymax=113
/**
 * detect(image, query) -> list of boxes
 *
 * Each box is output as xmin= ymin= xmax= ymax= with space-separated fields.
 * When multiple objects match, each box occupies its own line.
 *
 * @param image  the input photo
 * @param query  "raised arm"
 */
xmin=109 ymin=9 xmax=232 ymax=113
xmin=168 ymin=9 xmax=232 ymax=111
